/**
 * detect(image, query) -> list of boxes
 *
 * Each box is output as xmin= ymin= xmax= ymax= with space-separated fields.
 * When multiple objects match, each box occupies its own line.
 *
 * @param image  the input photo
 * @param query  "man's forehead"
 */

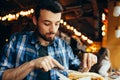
xmin=39 ymin=10 xmax=62 ymax=22
xmin=42 ymin=20 xmax=61 ymax=23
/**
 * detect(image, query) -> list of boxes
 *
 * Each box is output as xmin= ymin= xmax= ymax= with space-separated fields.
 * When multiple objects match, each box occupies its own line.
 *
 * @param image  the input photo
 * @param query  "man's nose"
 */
xmin=49 ymin=24 xmax=55 ymax=32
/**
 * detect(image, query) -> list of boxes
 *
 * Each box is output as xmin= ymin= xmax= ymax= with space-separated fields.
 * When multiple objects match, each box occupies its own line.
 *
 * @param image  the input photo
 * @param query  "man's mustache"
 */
xmin=46 ymin=32 xmax=55 ymax=35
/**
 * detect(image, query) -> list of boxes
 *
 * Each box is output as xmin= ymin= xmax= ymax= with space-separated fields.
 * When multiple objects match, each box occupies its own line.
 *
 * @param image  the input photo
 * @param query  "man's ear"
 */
xmin=32 ymin=16 xmax=37 ymax=25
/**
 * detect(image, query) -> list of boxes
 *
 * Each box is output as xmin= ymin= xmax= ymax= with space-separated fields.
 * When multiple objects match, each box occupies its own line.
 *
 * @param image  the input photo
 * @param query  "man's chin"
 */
xmin=37 ymin=33 xmax=55 ymax=42
xmin=45 ymin=37 xmax=54 ymax=42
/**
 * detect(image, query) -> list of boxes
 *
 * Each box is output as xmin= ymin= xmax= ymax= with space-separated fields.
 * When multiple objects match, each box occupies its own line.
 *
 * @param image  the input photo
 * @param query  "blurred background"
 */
xmin=0 ymin=0 xmax=120 ymax=70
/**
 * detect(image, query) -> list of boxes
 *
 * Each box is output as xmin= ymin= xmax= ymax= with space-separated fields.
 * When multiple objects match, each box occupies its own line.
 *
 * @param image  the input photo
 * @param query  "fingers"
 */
xmin=51 ymin=57 xmax=64 ymax=70
xmin=87 ymin=53 xmax=92 ymax=69
xmin=87 ymin=53 xmax=97 ymax=69
xmin=81 ymin=53 xmax=90 ymax=72
xmin=47 ymin=57 xmax=55 ymax=68
xmin=90 ymin=53 xmax=97 ymax=66
xmin=36 ymin=56 xmax=64 ymax=72
xmin=81 ymin=53 xmax=97 ymax=72
xmin=40 ymin=58 xmax=52 ymax=72
xmin=94 ymin=55 xmax=97 ymax=64
xmin=83 ymin=53 xmax=88 ymax=68
xmin=43 ymin=59 xmax=52 ymax=71
xmin=41 ymin=60 xmax=49 ymax=71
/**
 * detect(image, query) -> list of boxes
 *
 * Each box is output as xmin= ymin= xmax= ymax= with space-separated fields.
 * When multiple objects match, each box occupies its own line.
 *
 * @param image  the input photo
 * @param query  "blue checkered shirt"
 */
xmin=0 ymin=31 xmax=80 ymax=80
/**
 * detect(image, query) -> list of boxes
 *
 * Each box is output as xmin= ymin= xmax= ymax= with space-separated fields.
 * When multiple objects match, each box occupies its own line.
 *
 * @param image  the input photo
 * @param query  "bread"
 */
xmin=68 ymin=71 xmax=105 ymax=80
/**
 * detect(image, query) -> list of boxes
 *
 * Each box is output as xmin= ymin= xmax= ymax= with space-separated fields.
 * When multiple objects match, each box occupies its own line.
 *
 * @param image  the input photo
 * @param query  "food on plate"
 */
xmin=68 ymin=71 xmax=105 ymax=80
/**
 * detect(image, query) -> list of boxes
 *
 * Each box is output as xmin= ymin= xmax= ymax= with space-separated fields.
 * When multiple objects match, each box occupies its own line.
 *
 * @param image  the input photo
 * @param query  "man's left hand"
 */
xmin=79 ymin=53 xmax=97 ymax=72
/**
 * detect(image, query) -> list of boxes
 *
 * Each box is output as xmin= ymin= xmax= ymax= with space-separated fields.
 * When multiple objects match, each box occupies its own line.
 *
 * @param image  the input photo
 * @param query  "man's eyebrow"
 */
xmin=55 ymin=21 xmax=61 ymax=23
xmin=43 ymin=20 xmax=61 ymax=23
xmin=56 ymin=21 xmax=60 ymax=23
xmin=43 ymin=20 xmax=51 ymax=22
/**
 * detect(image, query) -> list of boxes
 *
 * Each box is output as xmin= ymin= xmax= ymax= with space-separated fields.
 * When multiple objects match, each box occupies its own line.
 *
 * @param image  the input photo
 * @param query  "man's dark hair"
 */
xmin=34 ymin=0 xmax=63 ymax=20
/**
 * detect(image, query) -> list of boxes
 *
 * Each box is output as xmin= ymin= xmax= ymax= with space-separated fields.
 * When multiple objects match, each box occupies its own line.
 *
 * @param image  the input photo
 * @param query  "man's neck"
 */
xmin=38 ymin=37 xmax=50 ymax=46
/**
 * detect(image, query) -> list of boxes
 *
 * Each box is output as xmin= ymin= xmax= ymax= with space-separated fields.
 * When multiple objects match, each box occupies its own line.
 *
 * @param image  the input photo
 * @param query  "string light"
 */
xmin=102 ymin=25 xmax=106 ymax=31
xmin=0 ymin=16 xmax=2 ymax=20
xmin=81 ymin=35 xmax=88 ymax=40
xmin=60 ymin=19 xmax=93 ymax=44
xmin=2 ymin=16 xmax=6 ymax=21
xmin=74 ymin=29 xmax=81 ymax=36
xmin=66 ymin=25 xmax=70 ymax=29
xmin=63 ymin=21 xmax=67 ymax=25
xmin=60 ymin=19 xmax=63 ymax=24
xmin=102 ymin=32 xmax=106 ymax=36
xmin=87 ymin=39 xmax=93 ymax=44
xmin=102 ymin=13 xmax=107 ymax=37
xmin=102 ymin=13 xmax=106 ymax=21
xmin=0 ymin=8 xmax=34 ymax=21
xmin=70 ymin=26 xmax=74 ymax=30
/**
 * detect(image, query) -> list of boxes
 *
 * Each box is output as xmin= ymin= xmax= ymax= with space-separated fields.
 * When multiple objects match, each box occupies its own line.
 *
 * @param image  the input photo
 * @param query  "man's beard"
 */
xmin=35 ymin=29 xmax=56 ymax=42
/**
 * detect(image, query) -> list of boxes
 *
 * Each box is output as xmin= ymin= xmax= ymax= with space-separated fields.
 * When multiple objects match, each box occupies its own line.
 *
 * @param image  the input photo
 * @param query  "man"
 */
xmin=0 ymin=0 xmax=97 ymax=80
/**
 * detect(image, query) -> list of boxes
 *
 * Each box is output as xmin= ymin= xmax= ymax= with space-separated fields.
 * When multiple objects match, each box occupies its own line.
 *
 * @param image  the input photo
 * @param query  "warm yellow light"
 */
xmin=66 ymin=25 xmax=70 ymax=29
xmin=0 ymin=8 xmax=34 ymax=21
xmin=102 ymin=31 xmax=106 ymax=36
xmin=7 ymin=14 xmax=16 ymax=21
xmin=81 ymin=35 xmax=88 ymax=40
xmin=86 ymin=48 xmax=91 ymax=52
xmin=60 ymin=19 xmax=64 ymax=23
xmin=20 ymin=11 xmax=24 ymax=15
xmin=0 ymin=16 xmax=1 ymax=20
xmin=70 ymin=26 xmax=74 ymax=30
xmin=16 ymin=13 xmax=20 ymax=18
xmin=5 ymin=39 xmax=8 ymax=42
xmin=63 ymin=22 xmax=67 ymax=25
xmin=25 ymin=12 xmax=28 ymax=16
xmin=74 ymin=30 xmax=81 ymax=36
xmin=86 ymin=42 xmax=101 ymax=53
xmin=30 ymin=9 xmax=34 ymax=13
xmin=102 ymin=13 xmax=106 ymax=21
xmin=73 ymin=29 xmax=77 ymax=32
xmin=102 ymin=25 xmax=106 ymax=31
xmin=87 ymin=39 xmax=93 ymax=44
xmin=2 ymin=16 xmax=7 ymax=21
xmin=28 ymin=10 xmax=31 ymax=14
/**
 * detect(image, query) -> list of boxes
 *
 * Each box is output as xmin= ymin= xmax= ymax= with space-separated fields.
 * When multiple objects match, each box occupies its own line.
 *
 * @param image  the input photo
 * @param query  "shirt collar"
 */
xmin=31 ymin=31 xmax=39 ymax=44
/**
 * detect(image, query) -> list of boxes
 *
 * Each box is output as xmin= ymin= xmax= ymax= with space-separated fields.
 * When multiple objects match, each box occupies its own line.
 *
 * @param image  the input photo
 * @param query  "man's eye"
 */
xmin=55 ymin=23 xmax=60 ymax=26
xmin=44 ymin=23 xmax=50 ymax=26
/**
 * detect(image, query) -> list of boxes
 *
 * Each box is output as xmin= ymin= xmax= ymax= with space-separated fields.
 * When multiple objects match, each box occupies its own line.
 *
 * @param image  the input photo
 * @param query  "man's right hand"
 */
xmin=32 ymin=56 xmax=64 ymax=72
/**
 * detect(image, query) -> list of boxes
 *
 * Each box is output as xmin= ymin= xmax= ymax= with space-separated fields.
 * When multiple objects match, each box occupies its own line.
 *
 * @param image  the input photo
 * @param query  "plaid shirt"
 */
xmin=0 ymin=31 xmax=80 ymax=80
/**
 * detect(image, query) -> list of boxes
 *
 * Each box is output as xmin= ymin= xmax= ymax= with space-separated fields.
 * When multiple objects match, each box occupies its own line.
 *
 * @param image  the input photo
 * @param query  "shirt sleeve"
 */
xmin=0 ymin=33 xmax=17 ymax=79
